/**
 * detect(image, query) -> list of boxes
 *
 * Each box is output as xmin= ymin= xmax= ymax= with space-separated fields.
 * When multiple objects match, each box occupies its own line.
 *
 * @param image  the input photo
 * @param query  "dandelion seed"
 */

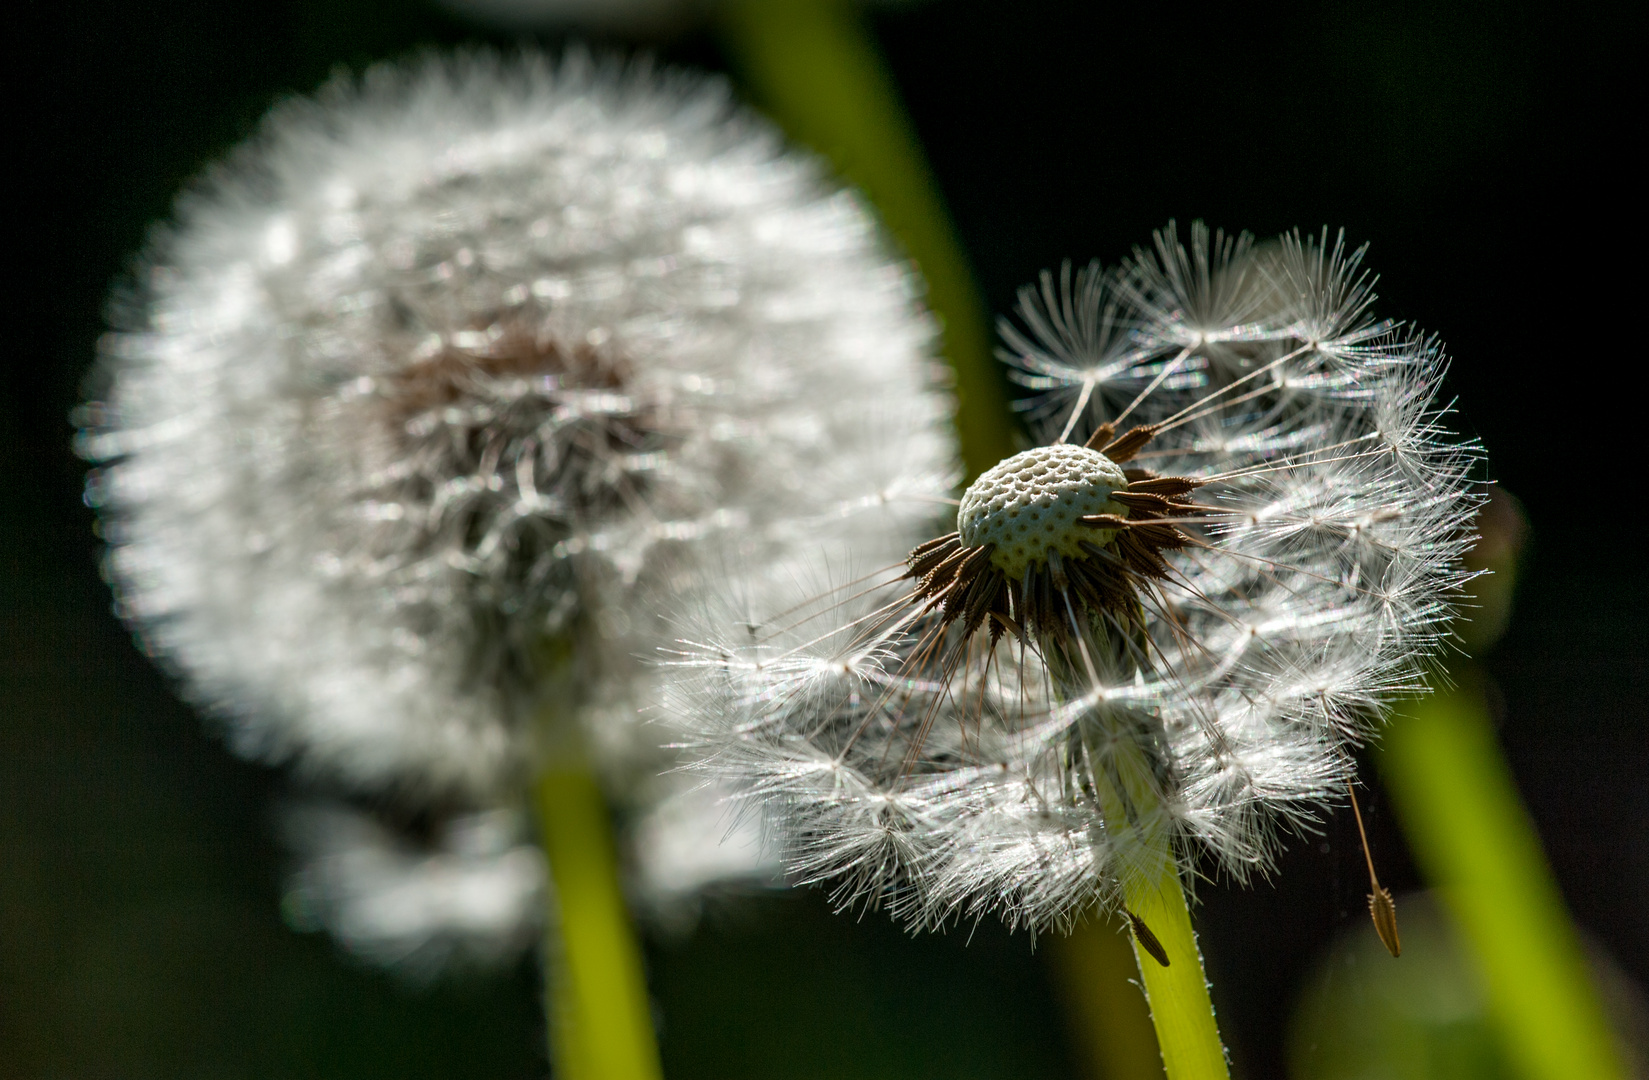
xmin=1349 ymin=783 xmax=1402 ymax=958
xmin=679 ymin=221 xmax=1482 ymax=934
xmin=1126 ymin=908 xmax=1171 ymax=967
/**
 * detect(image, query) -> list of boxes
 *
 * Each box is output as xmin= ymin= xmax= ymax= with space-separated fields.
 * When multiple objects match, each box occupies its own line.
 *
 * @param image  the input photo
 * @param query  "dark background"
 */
xmin=4 ymin=1 xmax=1642 ymax=1077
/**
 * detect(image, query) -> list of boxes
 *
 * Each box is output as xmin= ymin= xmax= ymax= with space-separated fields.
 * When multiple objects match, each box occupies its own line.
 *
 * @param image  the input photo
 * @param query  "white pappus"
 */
xmin=76 ymin=52 xmax=960 ymax=971
xmin=76 ymin=51 xmax=958 ymax=801
xmin=279 ymin=799 xmax=548 ymax=980
xmin=277 ymin=781 xmax=774 ymax=978
xmin=675 ymin=222 xmax=1482 ymax=933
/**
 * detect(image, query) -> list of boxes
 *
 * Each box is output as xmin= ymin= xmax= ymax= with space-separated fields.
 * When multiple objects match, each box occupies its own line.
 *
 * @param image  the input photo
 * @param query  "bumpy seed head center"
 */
xmin=957 ymin=444 xmax=1127 ymax=579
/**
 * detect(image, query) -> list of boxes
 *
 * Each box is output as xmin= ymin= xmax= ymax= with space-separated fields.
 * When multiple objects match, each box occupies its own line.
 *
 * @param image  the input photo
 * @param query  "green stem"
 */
xmin=1122 ymin=865 xmax=1230 ymax=1080
xmin=718 ymin=0 xmax=1017 ymax=479
xmin=1087 ymin=733 xmax=1229 ymax=1080
xmin=535 ymin=767 xmax=663 ymax=1080
xmin=1381 ymin=674 xmax=1626 ymax=1080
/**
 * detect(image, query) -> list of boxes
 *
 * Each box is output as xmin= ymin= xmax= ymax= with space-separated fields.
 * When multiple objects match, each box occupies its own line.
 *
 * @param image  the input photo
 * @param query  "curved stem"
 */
xmin=718 ymin=0 xmax=1016 ymax=479
xmin=535 ymin=767 xmax=663 ymax=1080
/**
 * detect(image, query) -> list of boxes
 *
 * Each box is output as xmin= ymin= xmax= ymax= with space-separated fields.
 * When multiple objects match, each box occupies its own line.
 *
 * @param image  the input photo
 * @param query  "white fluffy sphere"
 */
xmin=79 ymin=53 xmax=957 ymax=799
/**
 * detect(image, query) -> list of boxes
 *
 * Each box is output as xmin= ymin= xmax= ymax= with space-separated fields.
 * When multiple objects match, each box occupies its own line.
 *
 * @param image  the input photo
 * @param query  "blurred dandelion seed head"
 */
xmin=75 ymin=51 xmax=958 ymax=805
xmin=278 ymin=779 xmax=779 ymax=976
xmin=678 ymin=221 xmax=1483 ymax=932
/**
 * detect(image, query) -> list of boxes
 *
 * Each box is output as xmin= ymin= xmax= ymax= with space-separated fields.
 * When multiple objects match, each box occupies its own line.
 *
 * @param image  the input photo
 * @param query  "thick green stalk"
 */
xmin=535 ymin=767 xmax=663 ymax=1080
xmin=1088 ymin=733 xmax=1229 ymax=1080
xmin=1381 ymin=677 xmax=1626 ymax=1080
xmin=718 ymin=0 xmax=1016 ymax=478
xmin=1122 ymin=868 xmax=1228 ymax=1080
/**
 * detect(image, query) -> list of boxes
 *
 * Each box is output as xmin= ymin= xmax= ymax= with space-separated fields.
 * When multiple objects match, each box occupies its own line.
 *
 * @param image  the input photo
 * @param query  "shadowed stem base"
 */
xmin=535 ymin=768 xmax=662 ymax=1080
xmin=1050 ymin=915 xmax=1165 ymax=1079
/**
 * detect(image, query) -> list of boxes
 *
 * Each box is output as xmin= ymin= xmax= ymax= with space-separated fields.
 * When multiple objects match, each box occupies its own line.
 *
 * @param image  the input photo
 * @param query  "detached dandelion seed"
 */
xmin=1126 ymin=908 xmax=1171 ymax=967
xmin=1348 ymin=783 xmax=1402 ymax=958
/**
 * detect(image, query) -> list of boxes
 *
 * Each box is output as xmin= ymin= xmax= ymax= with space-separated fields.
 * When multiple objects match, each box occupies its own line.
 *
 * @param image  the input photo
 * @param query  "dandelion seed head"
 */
xmin=279 ymin=777 xmax=782 ymax=978
xmin=680 ymin=220 xmax=1482 ymax=932
xmin=78 ymin=52 xmax=956 ymax=800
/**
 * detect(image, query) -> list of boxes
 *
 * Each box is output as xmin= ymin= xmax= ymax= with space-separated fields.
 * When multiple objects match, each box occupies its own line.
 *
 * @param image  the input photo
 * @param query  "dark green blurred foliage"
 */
xmin=1289 ymin=894 xmax=1516 ymax=1080
xmin=1289 ymin=892 xmax=1648 ymax=1080
xmin=4 ymin=1 xmax=1642 ymax=1078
